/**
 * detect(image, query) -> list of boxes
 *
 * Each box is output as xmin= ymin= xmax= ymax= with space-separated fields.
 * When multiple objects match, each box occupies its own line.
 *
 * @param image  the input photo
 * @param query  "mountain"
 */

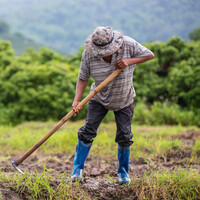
xmin=0 ymin=19 xmax=41 ymax=55
xmin=0 ymin=0 xmax=199 ymax=55
xmin=0 ymin=32 xmax=40 ymax=55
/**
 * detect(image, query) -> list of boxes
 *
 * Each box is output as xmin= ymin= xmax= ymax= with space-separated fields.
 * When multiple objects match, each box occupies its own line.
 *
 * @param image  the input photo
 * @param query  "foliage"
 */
xmin=0 ymin=65 xmax=83 ymax=124
xmin=133 ymin=102 xmax=199 ymax=126
xmin=0 ymin=41 xmax=15 ymax=69
xmin=134 ymin=37 xmax=200 ymax=116
xmin=0 ymin=36 xmax=200 ymax=125
xmin=189 ymin=27 xmax=200 ymax=41
xmin=0 ymin=44 xmax=96 ymax=125
xmin=167 ymin=42 xmax=200 ymax=110
xmin=0 ymin=0 xmax=200 ymax=54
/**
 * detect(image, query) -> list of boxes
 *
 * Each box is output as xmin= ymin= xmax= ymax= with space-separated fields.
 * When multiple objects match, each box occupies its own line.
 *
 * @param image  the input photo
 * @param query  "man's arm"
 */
xmin=72 ymin=78 xmax=88 ymax=115
xmin=114 ymin=54 xmax=154 ymax=69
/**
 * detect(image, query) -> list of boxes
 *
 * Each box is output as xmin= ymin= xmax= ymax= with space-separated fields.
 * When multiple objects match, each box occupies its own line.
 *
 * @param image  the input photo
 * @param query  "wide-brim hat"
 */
xmin=84 ymin=26 xmax=124 ymax=57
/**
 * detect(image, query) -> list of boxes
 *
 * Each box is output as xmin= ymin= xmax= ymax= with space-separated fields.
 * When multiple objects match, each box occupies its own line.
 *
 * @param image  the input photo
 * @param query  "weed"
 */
xmin=0 ymin=122 xmax=199 ymax=161
xmin=0 ymin=170 xmax=91 ymax=200
xmin=193 ymin=140 xmax=200 ymax=156
xmin=1 ymin=168 xmax=200 ymax=199
xmin=0 ymin=122 xmax=200 ymax=199
xmin=154 ymin=138 xmax=182 ymax=158
xmin=106 ymin=174 xmax=114 ymax=183
xmin=123 ymin=169 xmax=200 ymax=200
xmin=0 ymin=156 xmax=10 ymax=162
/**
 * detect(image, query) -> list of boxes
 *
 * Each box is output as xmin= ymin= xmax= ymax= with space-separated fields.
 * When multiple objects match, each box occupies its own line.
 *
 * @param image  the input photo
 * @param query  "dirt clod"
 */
xmin=1 ymin=129 xmax=200 ymax=199
xmin=0 ymin=150 xmax=199 ymax=200
xmin=173 ymin=130 xmax=200 ymax=140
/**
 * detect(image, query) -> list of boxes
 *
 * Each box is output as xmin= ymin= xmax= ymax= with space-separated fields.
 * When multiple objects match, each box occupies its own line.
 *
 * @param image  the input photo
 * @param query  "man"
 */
xmin=71 ymin=26 xmax=154 ymax=184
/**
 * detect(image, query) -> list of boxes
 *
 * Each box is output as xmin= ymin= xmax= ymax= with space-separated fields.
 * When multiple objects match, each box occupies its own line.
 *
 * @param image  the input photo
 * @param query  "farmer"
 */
xmin=71 ymin=26 xmax=154 ymax=184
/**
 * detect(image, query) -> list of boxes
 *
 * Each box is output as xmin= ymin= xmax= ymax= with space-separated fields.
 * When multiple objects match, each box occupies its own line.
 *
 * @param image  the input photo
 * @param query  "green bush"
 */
xmin=167 ymin=60 xmax=200 ymax=109
xmin=0 ymin=55 xmax=91 ymax=125
xmin=189 ymin=27 xmax=200 ymax=41
xmin=0 ymin=38 xmax=200 ymax=126
xmin=0 ymin=41 xmax=15 ymax=70
xmin=133 ymin=102 xmax=199 ymax=126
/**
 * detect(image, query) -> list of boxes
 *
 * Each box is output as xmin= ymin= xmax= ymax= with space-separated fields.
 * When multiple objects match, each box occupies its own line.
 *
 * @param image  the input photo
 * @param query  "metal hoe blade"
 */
xmin=12 ymin=160 xmax=24 ymax=175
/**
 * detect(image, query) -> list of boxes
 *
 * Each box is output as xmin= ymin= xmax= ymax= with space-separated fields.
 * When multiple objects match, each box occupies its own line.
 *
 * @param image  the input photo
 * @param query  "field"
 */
xmin=0 ymin=121 xmax=200 ymax=200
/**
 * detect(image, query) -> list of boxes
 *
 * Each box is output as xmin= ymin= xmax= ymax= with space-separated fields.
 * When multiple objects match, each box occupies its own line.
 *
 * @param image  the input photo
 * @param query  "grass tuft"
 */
xmin=1 ymin=169 xmax=200 ymax=200
xmin=0 ymin=170 xmax=91 ymax=200
xmin=0 ymin=122 xmax=200 ymax=199
xmin=193 ymin=140 xmax=200 ymax=156
xmin=116 ymin=169 xmax=200 ymax=200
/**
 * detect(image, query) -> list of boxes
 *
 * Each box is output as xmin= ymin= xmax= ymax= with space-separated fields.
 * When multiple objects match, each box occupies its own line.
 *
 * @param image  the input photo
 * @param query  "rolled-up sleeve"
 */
xmin=78 ymin=50 xmax=90 ymax=80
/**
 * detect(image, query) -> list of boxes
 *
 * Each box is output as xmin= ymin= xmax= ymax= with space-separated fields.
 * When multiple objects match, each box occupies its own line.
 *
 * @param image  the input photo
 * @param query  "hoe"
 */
xmin=12 ymin=67 xmax=125 ymax=174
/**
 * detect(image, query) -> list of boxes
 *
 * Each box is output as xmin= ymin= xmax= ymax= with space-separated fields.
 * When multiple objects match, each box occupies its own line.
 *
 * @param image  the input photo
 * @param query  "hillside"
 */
xmin=0 ymin=33 xmax=40 ymax=55
xmin=0 ymin=19 xmax=41 ymax=55
xmin=0 ymin=0 xmax=200 ymax=54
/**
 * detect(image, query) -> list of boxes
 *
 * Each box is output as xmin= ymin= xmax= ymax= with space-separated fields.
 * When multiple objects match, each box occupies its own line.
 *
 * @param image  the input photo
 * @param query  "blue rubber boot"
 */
xmin=117 ymin=145 xmax=131 ymax=185
xmin=71 ymin=140 xmax=92 ymax=181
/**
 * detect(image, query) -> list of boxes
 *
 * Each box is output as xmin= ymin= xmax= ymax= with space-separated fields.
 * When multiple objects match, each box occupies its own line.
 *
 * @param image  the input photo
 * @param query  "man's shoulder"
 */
xmin=82 ymin=49 xmax=92 ymax=61
xmin=82 ymin=49 xmax=88 ymax=57
xmin=123 ymin=36 xmax=137 ymax=46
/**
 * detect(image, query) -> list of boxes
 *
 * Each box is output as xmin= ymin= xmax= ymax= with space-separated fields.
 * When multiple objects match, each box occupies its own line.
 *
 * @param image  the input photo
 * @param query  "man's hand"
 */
xmin=72 ymin=100 xmax=82 ymax=116
xmin=71 ymin=78 xmax=88 ymax=116
xmin=114 ymin=55 xmax=154 ymax=69
xmin=114 ymin=58 xmax=130 ymax=69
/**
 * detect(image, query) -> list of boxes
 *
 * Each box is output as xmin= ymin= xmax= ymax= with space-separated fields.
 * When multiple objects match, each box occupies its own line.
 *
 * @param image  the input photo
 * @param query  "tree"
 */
xmin=0 ymin=41 xmax=15 ymax=69
xmin=0 ymin=19 xmax=9 ymax=34
xmin=189 ymin=27 xmax=200 ymax=41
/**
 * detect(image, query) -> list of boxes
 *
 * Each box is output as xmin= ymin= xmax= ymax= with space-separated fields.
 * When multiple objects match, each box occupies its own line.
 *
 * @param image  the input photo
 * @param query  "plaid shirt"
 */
xmin=78 ymin=36 xmax=153 ymax=111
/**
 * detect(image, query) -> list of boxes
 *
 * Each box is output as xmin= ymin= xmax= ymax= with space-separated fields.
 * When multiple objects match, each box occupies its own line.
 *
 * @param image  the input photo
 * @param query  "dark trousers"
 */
xmin=78 ymin=100 xmax=134 ymax=147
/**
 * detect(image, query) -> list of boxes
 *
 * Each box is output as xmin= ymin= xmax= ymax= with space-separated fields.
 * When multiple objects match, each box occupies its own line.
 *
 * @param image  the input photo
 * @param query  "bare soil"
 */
xmin=1 ymin=154 xmax=200 ymax=199
xmin=0 ymin=129 xmax=200 ymax=199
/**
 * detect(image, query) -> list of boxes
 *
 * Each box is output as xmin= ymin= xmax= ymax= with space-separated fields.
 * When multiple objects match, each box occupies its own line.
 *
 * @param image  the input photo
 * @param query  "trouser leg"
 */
xmin=114 ymin=101 xmax=134 ymax=184
xmin=71 ymin=100 xmax=108 ymax=180
xmin=114 ymin=101 xmax=134 ymax=147
xmin=78 ymin=100 xmax=108 ymax=143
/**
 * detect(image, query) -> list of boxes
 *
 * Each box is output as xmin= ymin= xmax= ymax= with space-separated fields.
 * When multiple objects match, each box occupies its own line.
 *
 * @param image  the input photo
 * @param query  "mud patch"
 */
xmin=0 ymin=182 xmax=25 ymax=200
xmin=173 ymin=130 xmax=200 ymax=141
xmin=82 ymin=178 xmax=138 ymax=200
xmin=0 ymin=153 xmax=199 ymax=200
xmin=167 ymin=146 xmax=192 ymax=160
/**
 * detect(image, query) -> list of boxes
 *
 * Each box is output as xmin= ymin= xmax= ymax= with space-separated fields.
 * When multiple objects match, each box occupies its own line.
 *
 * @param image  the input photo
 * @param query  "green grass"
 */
xmin=0 ymin=121 xmax=200 ymax=199
xmin=193 ymin=140 xmax=200 ymax=155
xmin=0 ymin=121 xmax=198 ymax=159
xmin=0 ymin=168 xmax=199 ymax=200
xmin=130 ymin=169 xmax=200 ymax=200
xmin=132 ymin=136 xmax=183 ymax=159
xmin=0 ymin=169 xmax=91 ymax=200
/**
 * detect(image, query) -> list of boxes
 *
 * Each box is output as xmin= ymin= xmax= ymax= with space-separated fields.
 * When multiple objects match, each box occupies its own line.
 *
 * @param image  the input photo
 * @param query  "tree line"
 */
xmin=0 ymin=36 xmax=200 ymax=126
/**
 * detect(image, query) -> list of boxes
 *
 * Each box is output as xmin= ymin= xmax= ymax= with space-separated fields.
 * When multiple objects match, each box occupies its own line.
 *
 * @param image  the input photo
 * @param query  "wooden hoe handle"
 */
xmin=13 ymin=68 xmax=124 ymax=167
